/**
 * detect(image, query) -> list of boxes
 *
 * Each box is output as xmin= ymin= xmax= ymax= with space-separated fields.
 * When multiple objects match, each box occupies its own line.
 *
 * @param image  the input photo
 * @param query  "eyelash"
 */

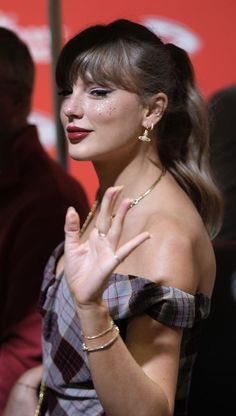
xmin=57 ymin=87 xmax=113 ymax=98
xmin=89 ymin=88 xmax=113 ymax=97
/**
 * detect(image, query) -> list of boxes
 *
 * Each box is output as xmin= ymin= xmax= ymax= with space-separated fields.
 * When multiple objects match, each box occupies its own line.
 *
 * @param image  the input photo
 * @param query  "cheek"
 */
xmin=85 ymin=101 xmax=118 ymax=122
xmin=100 ymin=96 xmax=143 ymax=127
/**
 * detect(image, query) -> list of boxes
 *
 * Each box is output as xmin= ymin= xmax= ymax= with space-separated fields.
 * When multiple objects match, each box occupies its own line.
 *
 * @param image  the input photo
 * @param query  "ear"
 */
xmin=142 ymin=93 xmax=168 ymax=129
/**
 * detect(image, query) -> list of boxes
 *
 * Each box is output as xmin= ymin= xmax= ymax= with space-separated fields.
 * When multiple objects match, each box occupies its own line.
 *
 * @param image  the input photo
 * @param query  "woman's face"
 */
xmin=60 ymin=76 xmax=147 ymax=162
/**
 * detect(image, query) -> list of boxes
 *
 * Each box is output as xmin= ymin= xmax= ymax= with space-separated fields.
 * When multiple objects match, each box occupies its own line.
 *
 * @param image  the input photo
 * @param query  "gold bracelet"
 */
xmin=16 ymin=381 xmax=37 ymax=390
xmin=82 ymin=319 xmax=115 ymax=340
xmin=82 ymin=325 xmax=120 ymax=352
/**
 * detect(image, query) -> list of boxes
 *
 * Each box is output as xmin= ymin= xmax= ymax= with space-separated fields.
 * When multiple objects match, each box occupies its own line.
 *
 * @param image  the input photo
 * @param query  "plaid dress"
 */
xmin=39 ymin=242 xmax=210 ymax=415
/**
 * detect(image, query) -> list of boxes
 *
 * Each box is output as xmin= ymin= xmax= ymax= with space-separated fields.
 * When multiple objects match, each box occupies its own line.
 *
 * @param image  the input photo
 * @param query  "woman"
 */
xmin=4 ymin=19 xmax=222 ymax=416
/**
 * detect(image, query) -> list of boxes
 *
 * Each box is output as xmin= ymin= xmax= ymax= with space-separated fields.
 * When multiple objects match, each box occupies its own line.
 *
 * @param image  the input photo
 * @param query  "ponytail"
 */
xmin=156 ymin=43 xmax=223 ymax=238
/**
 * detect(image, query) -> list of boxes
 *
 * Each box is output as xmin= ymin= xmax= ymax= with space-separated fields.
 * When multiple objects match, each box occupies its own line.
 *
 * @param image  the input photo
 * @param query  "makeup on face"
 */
xmin=60 ymin=77 xmax=145 ymax=161
xmin=66 ymin=126 xmax=93 ymax=144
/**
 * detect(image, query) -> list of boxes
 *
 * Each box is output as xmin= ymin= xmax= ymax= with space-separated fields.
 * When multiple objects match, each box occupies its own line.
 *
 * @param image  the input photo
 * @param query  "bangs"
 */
xmin=58 ymin=40 xmax=143 ymax=94
xmin=56 ymin=20 xmax=166 ymax=100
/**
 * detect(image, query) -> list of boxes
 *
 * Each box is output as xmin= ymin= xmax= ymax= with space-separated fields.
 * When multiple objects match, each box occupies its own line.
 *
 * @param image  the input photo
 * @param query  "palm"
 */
xmin=65 ymin=229 xmax=120 ymax=303
xmin=64 ymin=187 xmax=150 ymax=307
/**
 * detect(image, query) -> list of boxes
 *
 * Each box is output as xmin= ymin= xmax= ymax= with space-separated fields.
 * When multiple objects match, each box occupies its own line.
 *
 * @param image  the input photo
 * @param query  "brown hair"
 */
xmin=56 ymin=19 xmax=223 ymax=238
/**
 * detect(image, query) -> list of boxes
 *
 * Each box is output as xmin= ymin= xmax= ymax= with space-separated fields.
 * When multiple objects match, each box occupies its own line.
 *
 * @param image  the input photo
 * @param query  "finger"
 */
xmin=96 ymin=186 xmax=123 ymax=236
xmin=114 ymin=231 xmax=151 ymax=263
xmin=64 ymin=207 xmax=81 ymax=244
xmin=107 ymin=198 xmax=131 ymax=246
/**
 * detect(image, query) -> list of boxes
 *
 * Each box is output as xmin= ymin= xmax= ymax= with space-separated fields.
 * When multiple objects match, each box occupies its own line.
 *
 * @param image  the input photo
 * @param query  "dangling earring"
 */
xmin=138 ymin=124 xmax=153 ymax=142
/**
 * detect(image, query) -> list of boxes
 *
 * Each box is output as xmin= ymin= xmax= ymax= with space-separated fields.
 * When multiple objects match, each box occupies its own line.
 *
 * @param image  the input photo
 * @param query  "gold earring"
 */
xmin=138 ymin=125 xmax=153 ymax=142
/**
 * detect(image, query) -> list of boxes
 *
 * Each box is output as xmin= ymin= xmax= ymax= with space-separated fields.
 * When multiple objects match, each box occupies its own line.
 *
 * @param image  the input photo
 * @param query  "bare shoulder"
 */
xmin=125 ymin=209 xmax=216 ymax=296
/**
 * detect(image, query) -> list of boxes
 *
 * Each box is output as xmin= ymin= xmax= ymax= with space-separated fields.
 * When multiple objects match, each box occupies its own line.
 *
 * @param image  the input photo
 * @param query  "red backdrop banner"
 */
xmin=1 ymin=0 xmax=235 ymax=203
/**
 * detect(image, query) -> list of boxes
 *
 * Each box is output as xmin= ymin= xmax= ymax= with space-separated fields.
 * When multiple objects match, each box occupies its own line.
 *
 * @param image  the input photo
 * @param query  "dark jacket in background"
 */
xmin=0 ymin=125 xmax=89 ymax=410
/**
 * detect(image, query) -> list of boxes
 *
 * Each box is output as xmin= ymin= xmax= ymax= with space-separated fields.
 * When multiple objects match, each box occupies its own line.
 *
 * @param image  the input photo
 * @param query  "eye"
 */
xmin=88 ymin=87 xmax=113 ymax=97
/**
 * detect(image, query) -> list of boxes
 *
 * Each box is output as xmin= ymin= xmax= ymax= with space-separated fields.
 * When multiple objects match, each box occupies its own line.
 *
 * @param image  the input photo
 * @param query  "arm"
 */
xmin=77 ymin=304 xmax=181 ymax=416
xmin=64 ymin=187 xmax=182 ymax=415
xmin=3 ymin=365 xmax=42 ymax=416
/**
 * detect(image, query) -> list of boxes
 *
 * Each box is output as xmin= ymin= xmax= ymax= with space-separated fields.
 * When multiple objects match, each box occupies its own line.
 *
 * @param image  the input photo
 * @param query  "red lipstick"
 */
xmin=66 ymin=126 xmax=92 ymax=142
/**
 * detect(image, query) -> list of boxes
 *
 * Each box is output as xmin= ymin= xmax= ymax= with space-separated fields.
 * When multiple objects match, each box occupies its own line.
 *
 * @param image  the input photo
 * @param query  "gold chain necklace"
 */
xmin=34 ymin=167 xmax=166 ymax=415
xmin=79 ymin=199 xmax=99 ymax=237
xmin=81 ymin=167 xmax=166 ymax=233
xmin=129 ymin=167 xmax=166 ymax=208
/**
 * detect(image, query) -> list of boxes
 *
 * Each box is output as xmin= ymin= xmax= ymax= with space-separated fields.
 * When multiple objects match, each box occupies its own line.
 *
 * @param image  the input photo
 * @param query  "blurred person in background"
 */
xmin=189 ymin=84 xmax=236 ymax=415
xmin=208 ymin=84 xmax=236 ymax=241
xmin=0 ymin=27 xmax=89 ymax=413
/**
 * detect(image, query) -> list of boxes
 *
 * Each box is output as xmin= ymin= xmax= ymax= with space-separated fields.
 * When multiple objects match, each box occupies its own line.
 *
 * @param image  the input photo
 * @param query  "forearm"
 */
xmin=16 ymin=365 xmax=43 ymax=387
xmin=77 ymin=304 xmax=171 ymax=416
xmin=3 ymin=365 xmax=42 ymax=416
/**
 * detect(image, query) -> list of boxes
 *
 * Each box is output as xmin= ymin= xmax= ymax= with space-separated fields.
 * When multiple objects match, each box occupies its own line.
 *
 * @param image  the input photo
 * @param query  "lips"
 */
xmin=66 ymin=126 xmax=92 ymax=142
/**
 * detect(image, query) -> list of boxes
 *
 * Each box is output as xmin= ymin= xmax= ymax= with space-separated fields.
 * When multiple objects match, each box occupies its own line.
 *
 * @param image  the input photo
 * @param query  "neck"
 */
xmin=93 ymin=143 xmax=163 ymax=201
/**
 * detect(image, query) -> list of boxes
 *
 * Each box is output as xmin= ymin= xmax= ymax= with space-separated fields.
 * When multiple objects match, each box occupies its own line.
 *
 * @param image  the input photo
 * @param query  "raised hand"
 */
xmin=64 ymin=186 xmax=150 ymax=308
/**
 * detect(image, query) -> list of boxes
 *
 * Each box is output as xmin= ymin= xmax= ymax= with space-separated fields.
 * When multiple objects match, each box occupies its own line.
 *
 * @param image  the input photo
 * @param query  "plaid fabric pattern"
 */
xmin=39 ymin=243 xmax=210 ymax=416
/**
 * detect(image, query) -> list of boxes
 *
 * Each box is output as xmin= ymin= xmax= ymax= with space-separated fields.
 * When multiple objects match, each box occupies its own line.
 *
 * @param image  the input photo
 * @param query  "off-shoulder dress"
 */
xmin=39 ymin=243 xmax=210 ymax=416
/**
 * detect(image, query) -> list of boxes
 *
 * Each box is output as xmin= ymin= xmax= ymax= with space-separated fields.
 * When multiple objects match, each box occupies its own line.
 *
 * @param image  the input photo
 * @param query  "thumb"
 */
xmin=64 ymin=207 xmax=80 ymax=243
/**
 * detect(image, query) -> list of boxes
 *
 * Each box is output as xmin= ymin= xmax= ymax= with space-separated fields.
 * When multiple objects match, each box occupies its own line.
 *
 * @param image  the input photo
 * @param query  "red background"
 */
xmin=1 ymin=0 xmax=235 ymax=204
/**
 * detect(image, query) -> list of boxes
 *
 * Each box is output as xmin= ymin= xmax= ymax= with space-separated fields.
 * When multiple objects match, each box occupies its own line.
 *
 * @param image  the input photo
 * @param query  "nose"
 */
xmin=63 ymin=94 xmax=83 ymax=120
